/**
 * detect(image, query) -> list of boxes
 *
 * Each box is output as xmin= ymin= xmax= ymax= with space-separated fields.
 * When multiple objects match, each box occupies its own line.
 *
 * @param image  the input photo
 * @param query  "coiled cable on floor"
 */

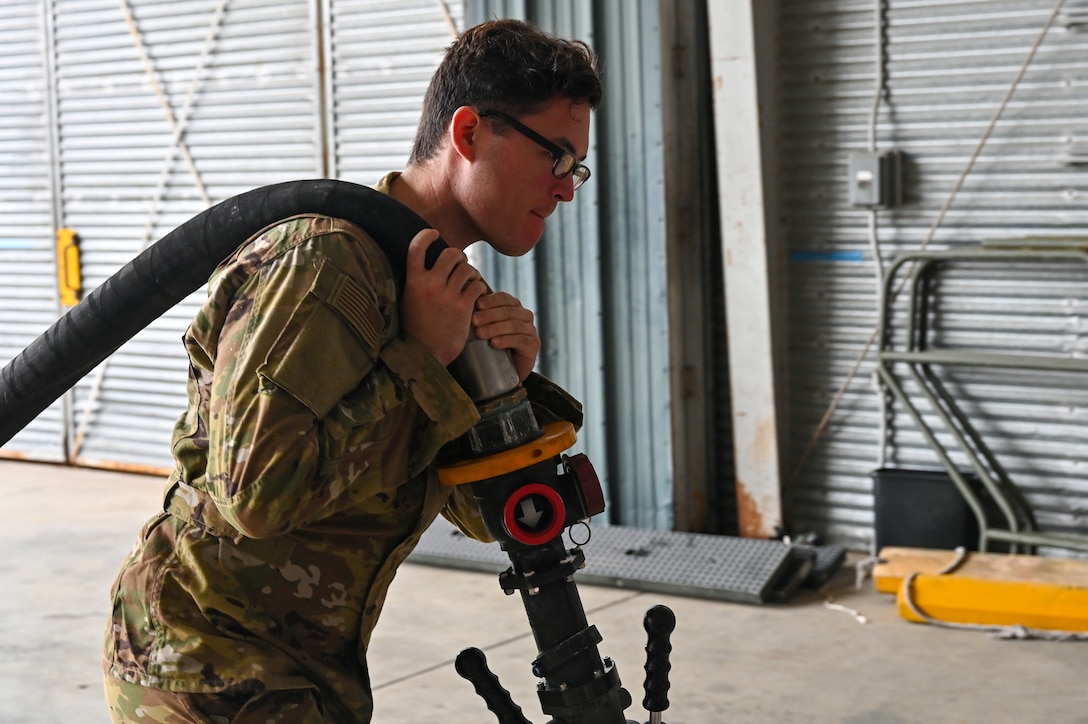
xmin=900 ymin=547 xmax=1088 ymax=642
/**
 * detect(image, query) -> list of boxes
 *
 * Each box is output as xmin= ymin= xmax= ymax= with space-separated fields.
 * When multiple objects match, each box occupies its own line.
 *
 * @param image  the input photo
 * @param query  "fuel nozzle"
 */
xmin=447 ymin=318 xmax=543 ymax=457
xmin=425 ymin=237 xmax=542 ymax=458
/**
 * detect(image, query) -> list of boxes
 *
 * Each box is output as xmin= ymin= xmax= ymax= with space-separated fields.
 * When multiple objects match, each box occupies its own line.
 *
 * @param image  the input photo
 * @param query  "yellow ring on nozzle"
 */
xmin=437 ymin=421 xmax=577 ymax=486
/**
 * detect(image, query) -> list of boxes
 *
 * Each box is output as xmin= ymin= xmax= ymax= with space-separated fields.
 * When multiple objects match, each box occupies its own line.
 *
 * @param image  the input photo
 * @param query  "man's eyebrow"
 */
xmin=554 ymin=135 xmax=585 ymax=161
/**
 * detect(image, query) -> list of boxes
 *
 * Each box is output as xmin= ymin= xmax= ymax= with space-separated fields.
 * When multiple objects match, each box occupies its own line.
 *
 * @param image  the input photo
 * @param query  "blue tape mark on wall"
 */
xmin=790 ymin=250 xmax=866 ymax=263
xmin=0 ymin=240 xmax=43 ymax=250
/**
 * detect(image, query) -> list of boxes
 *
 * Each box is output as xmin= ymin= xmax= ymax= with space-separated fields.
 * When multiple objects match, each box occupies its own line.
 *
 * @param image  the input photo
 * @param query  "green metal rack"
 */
xmin=876 ymin=242 xmax=1088 ymax=554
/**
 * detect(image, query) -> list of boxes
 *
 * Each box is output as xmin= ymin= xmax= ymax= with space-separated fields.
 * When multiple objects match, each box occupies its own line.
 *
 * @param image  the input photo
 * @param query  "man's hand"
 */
xmin=402 ymin=229 xmax=487 ymax=366
xmin=472 ymin=292 xmax=540 ymax=382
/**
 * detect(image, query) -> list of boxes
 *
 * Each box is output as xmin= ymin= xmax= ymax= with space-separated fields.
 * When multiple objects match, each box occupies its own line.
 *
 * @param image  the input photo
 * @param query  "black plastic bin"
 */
xmin=871 ymin=467 xmax=980 ymax=552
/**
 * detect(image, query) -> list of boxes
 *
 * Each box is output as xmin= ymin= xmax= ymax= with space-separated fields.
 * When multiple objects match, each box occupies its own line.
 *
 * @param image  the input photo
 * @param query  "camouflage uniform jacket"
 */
xmin=103 ymin=174 xmax=582 ymax=721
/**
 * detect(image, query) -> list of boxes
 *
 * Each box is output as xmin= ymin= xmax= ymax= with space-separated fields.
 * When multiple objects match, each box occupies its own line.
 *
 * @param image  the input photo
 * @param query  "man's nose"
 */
xmin=553 ymin=174 xmax=575 ymax=203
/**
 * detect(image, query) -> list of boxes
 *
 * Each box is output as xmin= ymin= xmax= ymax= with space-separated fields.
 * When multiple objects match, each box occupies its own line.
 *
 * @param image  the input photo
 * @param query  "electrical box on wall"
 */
xmin=848 ymin=150 xmax=902 ymax=209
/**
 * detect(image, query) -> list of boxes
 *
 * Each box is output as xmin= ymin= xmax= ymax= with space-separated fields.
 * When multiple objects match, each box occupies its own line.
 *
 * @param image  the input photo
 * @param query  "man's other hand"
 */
xmin=472 ymin=292 xmax=540 ymax=382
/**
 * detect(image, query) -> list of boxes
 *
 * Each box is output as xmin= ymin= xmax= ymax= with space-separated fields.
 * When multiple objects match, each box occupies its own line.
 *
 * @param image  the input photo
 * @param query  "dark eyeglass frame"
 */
xmin=479 ymin=109 xmax=591 ymax=190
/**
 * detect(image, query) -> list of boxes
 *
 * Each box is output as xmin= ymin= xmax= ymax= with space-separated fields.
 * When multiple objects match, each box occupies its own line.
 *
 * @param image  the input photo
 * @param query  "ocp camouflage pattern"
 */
xmin=102 ymin=176 xmax=511 ymax=721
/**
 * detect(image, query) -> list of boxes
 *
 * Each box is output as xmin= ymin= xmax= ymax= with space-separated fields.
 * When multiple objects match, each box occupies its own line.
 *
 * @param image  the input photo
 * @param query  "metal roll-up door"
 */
xmin=326 ymin=0 xmax=463 ymax=184
xmin=0 ymin=1 xmax=64 ymax=462
xmin=467 ymin=1 xmax=731 ymax=532
xmin=50 ymin=0 xmax=323 ymax=472
xmin=467 ymin=0 xmax=620 ymax=522
xmin=779 ymin=0 xmax=1088 ymax=551
xmin=592 ymin=0 xmax=673 ymax=530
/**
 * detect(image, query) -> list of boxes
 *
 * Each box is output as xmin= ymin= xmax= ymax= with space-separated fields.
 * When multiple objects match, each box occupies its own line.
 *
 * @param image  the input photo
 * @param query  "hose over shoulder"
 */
xmin=0 ymin=179 xmax=430 ymax=447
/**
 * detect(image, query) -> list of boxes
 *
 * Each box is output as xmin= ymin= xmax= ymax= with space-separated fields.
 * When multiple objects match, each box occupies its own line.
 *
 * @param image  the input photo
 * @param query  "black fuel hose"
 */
xmin=0 ymin=179 xmax=438 ymax=447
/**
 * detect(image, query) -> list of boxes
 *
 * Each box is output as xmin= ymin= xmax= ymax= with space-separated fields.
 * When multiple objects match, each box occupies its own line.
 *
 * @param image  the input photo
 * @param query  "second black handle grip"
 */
xmin=642 ymin=604 xmax=676 ymax=713
xmin=455 ymin=647 xmax=532 ymax=724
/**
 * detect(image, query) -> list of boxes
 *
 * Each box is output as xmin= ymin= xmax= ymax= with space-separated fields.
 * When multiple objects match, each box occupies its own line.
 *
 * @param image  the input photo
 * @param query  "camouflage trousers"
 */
xmin=103 ymin=675 xmax=328 ymax=724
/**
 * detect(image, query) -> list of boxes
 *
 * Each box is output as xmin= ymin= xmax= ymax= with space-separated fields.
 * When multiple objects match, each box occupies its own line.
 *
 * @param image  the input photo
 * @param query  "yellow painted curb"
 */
xmin=897 ymin=573 xmax=1088 ymax=632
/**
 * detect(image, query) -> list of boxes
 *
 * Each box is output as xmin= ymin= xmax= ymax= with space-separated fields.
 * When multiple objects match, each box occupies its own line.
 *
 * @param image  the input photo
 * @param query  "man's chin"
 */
xmin=491 ymin=230 xmax=544 ymax=257
xmin=503 ymin=243 xmax=539 ymax=258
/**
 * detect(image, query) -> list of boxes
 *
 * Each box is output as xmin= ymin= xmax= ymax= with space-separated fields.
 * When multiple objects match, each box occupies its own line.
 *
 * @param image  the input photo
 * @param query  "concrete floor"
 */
xmin=2 ymin=458 xmax=1087 ymax=723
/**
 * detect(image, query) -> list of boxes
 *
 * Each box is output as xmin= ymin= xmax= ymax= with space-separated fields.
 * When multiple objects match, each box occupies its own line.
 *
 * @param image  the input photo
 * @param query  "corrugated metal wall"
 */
xmin=0 ymin=1 xmax=64 ymax=461
xmin=51 ymin=0 xmax=322 ymax=471
xmin=326 ymin=0 xmax=464 ymax=183
xmin=778 ymin=0 xmax=1088 ymax=551
xmin=595 ymin=0 xmax=674 ymax=529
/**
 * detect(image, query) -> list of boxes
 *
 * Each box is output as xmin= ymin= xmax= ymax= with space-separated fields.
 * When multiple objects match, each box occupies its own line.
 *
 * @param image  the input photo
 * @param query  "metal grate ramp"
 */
xmin=409 ymin=518 xmax=845 ymax=605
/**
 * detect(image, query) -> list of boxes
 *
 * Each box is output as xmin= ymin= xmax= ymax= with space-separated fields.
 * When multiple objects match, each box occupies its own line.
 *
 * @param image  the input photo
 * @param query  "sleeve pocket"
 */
xmin=259 ymin=298 xmax=376 ymax=419
xmin=258 ymin=257 xmax=387 ymax=419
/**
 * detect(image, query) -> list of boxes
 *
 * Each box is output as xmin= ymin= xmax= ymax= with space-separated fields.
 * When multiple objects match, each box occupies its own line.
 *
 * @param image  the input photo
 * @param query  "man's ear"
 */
xmin=449 ymin=106 xmax=481 ymax=162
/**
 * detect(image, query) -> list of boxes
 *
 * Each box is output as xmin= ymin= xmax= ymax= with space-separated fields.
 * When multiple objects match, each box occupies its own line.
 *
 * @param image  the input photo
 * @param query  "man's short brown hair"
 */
xmin=409 ymin=19 xmax=602 ymax=164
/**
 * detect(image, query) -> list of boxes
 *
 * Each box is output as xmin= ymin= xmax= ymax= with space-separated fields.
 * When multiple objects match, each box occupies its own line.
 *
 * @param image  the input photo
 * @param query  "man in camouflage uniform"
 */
xmin=102 ymin=18 xmax=601 ymax=724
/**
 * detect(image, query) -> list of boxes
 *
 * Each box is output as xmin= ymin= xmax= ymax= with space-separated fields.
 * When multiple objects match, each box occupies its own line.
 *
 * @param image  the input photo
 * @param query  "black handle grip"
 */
xmin=642 ymin=605 xmax=676 ymax=713
xmin=455 ymin=647 xmax=532 ymax=724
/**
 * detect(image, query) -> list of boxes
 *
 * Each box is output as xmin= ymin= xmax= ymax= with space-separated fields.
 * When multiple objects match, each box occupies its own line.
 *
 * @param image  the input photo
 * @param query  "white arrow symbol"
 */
xmin=517 ymin=496 xmax=545 ymax=529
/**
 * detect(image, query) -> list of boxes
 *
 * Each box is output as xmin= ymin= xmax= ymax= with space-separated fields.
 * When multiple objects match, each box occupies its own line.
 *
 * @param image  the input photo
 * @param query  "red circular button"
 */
xmin=503 ymin=483 xmax=566 ymax=545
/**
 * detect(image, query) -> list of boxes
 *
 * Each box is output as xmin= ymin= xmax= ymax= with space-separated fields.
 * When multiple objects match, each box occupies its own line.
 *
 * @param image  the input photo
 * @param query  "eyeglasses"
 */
xmin=480 ymin=109 xmax=591 ymax=190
